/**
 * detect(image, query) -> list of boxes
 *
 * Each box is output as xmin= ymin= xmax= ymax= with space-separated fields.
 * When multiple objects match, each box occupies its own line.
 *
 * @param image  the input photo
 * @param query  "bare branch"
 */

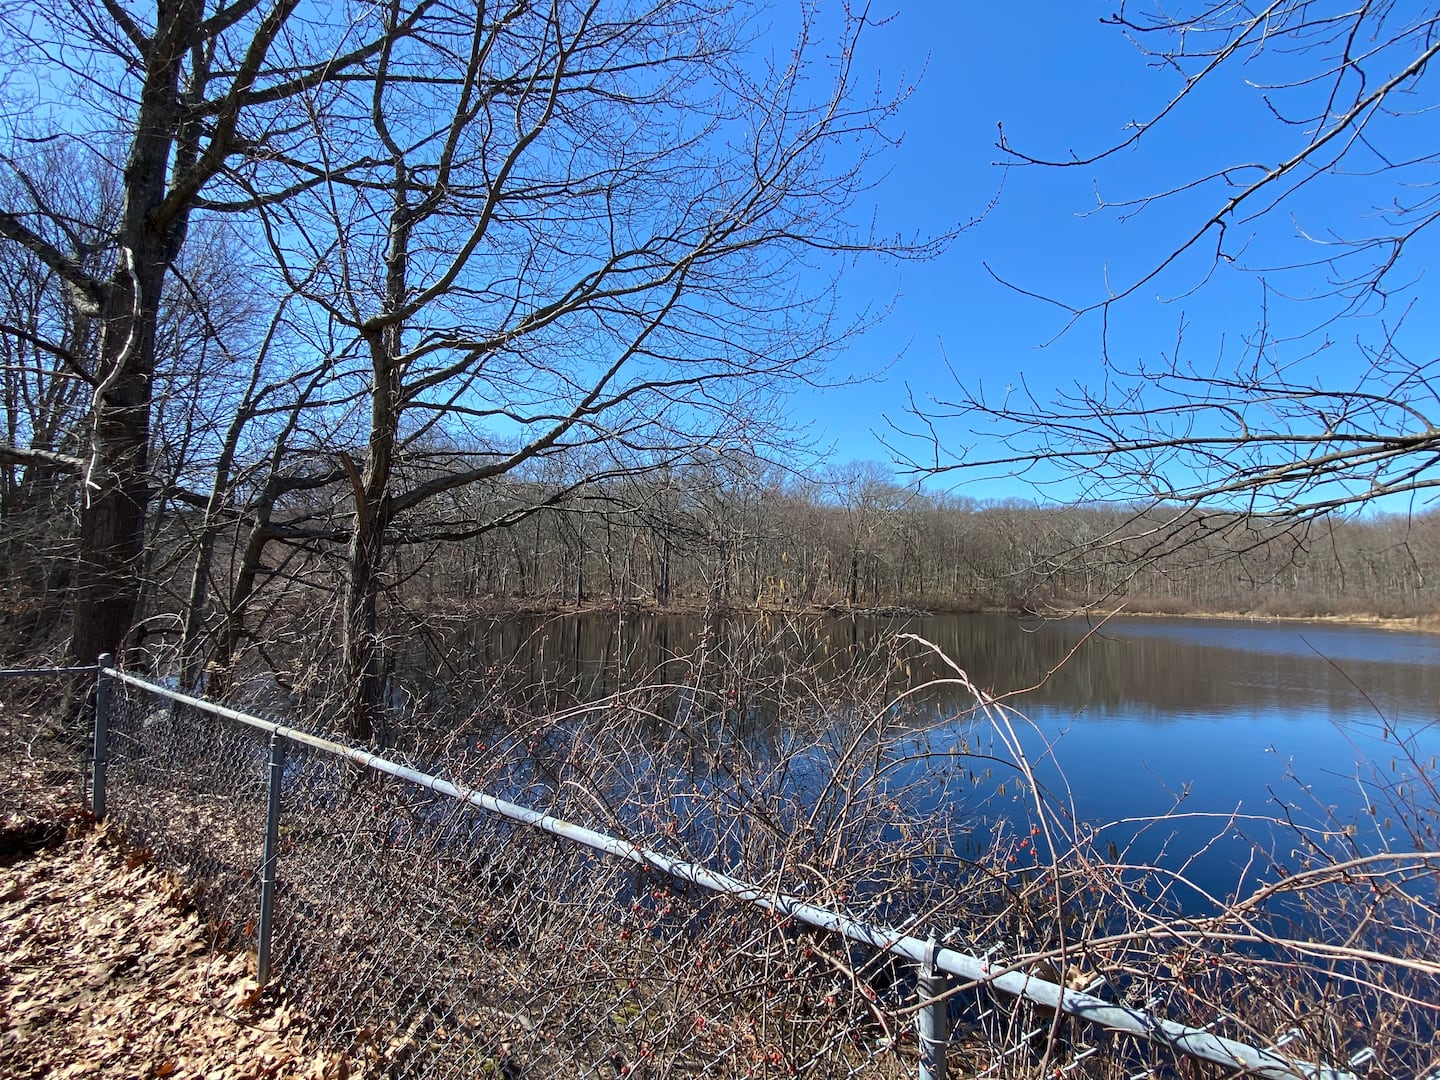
xmin=0 ymin=212 xmax=106 ymax=316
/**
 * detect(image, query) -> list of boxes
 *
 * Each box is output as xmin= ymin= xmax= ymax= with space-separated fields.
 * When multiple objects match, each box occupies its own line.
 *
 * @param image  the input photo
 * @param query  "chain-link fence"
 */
xmin=0 ymin=662 xmax=97 ymax=836
xmin=3 ymin=657 xmax=1351 ymax=1080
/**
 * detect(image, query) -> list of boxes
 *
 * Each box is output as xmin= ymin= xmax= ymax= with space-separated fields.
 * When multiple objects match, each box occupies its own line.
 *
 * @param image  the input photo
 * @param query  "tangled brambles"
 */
xmin=4 ymin=621 xmax=1437 ymax=1078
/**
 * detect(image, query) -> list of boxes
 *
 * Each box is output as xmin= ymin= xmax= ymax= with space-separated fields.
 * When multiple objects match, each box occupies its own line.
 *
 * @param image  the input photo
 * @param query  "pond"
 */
xmin=899 ymin=613 xmax=1440 ymax=901
xmin=399 ymin=609 xmax=1440 ymax=903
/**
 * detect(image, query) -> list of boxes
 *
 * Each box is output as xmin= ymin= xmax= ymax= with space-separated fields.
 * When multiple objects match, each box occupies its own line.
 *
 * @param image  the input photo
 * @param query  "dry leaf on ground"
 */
xmin=0 ymin=825 xmax=345 ymax=1080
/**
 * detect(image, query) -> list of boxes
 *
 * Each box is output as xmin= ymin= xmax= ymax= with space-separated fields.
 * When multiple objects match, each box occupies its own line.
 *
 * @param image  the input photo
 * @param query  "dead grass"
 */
xmin=1070 ymin=604 xmax=1440 ymax=634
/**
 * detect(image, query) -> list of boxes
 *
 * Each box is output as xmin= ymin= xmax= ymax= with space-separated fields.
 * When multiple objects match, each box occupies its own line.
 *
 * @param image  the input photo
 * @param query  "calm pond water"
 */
xmin=914 ymin=615 xmax=1439 ymax=826
xmin=406 ymin=610 xmax=1440 ymax=899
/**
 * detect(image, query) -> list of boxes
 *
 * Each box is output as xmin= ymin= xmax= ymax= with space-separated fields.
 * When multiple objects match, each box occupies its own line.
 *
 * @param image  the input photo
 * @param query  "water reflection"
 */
xmin=908 ymin=614 xmax=1440 ymax=727
xmin=397 ymin=611 xmax=1440 ymax=902
xmin=409 ymin=611 xmax=1440 ymax=724
xmin=893 ymin=615 xmax=1440 ymax=898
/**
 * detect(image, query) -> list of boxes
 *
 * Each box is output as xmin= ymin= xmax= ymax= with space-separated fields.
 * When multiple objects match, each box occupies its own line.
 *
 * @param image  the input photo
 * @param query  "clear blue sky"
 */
xmin=788 ymin=2 xmax=1440 ymax=504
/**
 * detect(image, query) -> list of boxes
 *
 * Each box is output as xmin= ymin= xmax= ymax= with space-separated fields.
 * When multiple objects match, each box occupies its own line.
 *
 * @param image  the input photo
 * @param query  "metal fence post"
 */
xmin=256 ymin=731 xmax=287 ymax=986
xmin=92 ymin=654 xmax=113 ymax=821
xmin=918 ymin=935 xmax=949 ymax=1080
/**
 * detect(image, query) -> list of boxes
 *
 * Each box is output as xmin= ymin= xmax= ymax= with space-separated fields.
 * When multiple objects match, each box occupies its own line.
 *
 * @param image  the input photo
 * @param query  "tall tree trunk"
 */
xmin=71 ymin=250 xmax=165 ymax=666
xmin=342 ymin=485 xmax=390 ymax=744
xmin=207 ymin=519 xmax=274 ymax=699
xmin=655 ymin=527 xmax=671 ymax=607
xmin=68 ymin=0 xmax=201 ymax=666
xmin=341 ymin=185 xmax=410 ymax=742
xmin=341 ymin=377 xmax=398 ymax=743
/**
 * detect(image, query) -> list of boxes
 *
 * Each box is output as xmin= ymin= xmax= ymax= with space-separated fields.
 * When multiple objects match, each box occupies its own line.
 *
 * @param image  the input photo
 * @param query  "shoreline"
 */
xmin=410 ymin=595 xmax=1440 ymax=634
xmin=1036 ymin=606 xmax=1440 ymax=635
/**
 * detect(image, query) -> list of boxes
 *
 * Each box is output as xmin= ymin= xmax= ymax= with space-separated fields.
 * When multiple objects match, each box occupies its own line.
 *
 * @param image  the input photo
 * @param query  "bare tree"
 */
xmin=250 ymin=0 xmax=941 ymax=740
xmin=897 ymin=2 xmax=1440 ymax=540
xmin=0 ymin=0 xmax=431 ymax=667
xmin=0 ymin=146 xmax=116 ymax=651
xmin=822 ymin=460 xmax=915 ymax=606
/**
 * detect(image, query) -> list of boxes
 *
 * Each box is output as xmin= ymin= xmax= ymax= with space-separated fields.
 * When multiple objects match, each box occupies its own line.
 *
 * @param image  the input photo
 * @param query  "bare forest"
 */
xmin=3 ymin=3 xmax=1440 ymax=1078
xmin=0 ymin=0 xmax=945 ymax=731
xmin=5 ymin=0 xmax=1440 ymax=716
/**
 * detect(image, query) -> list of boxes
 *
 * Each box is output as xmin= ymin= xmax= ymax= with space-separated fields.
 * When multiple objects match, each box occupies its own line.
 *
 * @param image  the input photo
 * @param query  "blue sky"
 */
xmin=785 ymin=2 xmax=1179 ymax=492
xmin=789 ymin=2 xmax=1440 ymax=505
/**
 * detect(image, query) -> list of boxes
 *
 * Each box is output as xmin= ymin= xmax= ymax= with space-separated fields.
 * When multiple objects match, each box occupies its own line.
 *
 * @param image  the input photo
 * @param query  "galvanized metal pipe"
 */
xmin=106 ymin=670 xmax=1353 ymax=1080
xmin=92 ymin=655 xmax=112 ymax=821
xmin=0 ymin=665 xmax=101 ymax=677
xmin=256 ymin=731 xmax=287 ymax=986
xmin=917 ymin=936 xmax=949 ymax=1080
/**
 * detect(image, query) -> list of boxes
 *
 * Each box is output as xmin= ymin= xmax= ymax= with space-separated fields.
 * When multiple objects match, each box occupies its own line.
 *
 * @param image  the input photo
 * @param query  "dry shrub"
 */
xmin=36 ymin=618 xmax=1440 ymax=1079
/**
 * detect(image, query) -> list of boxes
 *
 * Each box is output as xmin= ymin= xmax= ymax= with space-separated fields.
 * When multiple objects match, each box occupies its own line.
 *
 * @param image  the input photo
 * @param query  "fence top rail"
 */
xmin=105 ymin=667 xmax=1352 ymax=1080
xmin=0 ymin=664 xmax=100 ymax=678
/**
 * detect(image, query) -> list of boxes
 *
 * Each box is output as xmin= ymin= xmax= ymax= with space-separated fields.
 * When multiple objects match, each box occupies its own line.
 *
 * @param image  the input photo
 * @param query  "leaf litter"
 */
xmin=0 ymin=817 xmax=344 ymax=1079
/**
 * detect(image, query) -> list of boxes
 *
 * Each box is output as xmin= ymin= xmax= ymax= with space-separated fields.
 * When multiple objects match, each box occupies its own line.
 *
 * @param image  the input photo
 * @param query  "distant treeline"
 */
xmin=8 ymin=451 xmax=1437 ymax=672
xmin=385 ymin=462 xmax=1440 ymax=620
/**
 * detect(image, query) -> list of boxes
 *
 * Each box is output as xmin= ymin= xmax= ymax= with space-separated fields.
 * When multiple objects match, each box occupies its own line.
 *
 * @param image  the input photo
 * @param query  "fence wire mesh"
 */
xmin=9 ymin=646 xmax=1434 ymax=1080
xmin=83 ymin=665 xmax=1407 ymax=1080
xmin=266 ymin=750 xmax=901 ymax=1080
xmin=106 ymin=687 xmax=271 ymax=956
